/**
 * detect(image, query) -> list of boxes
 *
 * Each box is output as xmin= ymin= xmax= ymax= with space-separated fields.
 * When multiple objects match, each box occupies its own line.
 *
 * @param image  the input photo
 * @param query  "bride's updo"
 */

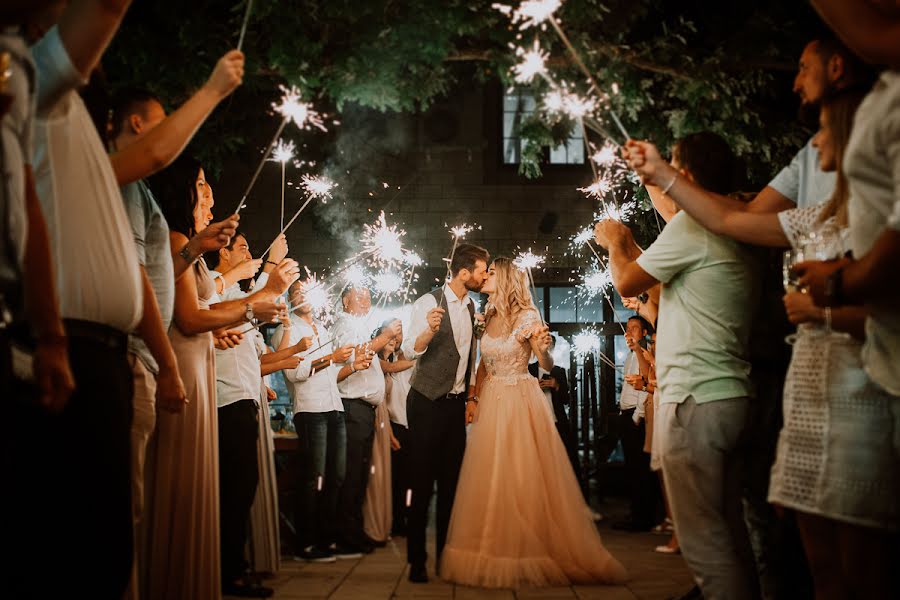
xmin=486 ymin=257 xmax=536 ymax=332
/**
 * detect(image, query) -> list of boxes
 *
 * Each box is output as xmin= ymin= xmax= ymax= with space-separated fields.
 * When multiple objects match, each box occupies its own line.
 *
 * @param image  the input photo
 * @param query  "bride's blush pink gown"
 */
xmin=440 ymin=309 xmax=628 ymax=588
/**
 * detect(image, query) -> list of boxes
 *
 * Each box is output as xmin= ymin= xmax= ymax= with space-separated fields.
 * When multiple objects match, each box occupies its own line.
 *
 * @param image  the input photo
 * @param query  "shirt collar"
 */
xmin=444 ymin=283 xmax=471 ymax=306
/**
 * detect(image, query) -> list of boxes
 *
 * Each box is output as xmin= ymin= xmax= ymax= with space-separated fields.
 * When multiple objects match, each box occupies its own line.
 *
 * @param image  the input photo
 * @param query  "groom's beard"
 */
xmin=464 ymin=280 xmax=484 ymax=293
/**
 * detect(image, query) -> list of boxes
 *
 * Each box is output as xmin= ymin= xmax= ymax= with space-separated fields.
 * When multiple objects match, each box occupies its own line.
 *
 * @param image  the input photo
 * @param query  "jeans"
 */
xmin=292 ymin=410 xmax=347 ymax=550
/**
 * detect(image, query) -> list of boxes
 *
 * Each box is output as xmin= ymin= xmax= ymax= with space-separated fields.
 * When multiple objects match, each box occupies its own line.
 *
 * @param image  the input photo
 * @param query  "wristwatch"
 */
xmin=244 ymin=303 xmax=259 ymax=326
xmin=178 ymin=243 xmax=199 ymax=264
xmin=824 ymin=265 xmax=845 ymax=307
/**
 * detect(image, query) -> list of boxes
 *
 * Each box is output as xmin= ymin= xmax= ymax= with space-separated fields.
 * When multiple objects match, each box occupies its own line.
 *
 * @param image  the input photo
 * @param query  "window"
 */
xmin=502 ymin=91 xmax=585 ymax=165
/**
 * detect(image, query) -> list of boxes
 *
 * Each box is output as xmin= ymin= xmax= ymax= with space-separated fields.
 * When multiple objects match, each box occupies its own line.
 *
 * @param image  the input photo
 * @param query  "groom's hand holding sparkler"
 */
xmin=426 ymin=307 xmax=445 ymax=333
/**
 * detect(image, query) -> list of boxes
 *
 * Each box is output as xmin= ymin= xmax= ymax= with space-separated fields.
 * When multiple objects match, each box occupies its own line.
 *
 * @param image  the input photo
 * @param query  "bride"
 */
xmin=440 ymin=257 xmax=628 ymax=588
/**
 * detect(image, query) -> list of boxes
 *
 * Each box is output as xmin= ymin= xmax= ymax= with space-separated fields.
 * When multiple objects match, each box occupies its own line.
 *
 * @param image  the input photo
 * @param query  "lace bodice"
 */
xmin=480 ymin=308 xmax=542 ymax=383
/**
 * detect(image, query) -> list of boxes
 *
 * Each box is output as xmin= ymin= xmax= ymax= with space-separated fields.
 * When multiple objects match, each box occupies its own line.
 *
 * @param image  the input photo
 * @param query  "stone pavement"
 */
xmin=244 ymin=522 xmax=696 ymax=600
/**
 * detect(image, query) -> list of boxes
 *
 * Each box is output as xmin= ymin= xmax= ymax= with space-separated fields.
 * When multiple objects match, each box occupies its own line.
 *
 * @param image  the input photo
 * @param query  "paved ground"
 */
xmin=245 ymin=508 xmax=695 ymax=600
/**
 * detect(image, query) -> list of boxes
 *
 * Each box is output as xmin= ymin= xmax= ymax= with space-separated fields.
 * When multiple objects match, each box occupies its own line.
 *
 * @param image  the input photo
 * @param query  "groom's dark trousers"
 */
xmin=406 ymin=388 xmax=467 ymax=567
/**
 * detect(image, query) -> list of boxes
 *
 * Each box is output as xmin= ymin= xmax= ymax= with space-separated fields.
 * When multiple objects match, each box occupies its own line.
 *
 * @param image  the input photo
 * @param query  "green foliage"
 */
xmin=105 ymin=0 xmax=821 ymax=186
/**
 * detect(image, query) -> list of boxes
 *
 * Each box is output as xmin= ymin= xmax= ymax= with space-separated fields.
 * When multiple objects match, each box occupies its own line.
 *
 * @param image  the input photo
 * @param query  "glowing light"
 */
xmin=513 ymin=249 xmax=546 ymax=271
xmin=449 ymin=223 xmax=475 ymax=239
xmin=362 ymin=211 xmax=406 ymax=265
xmin=572 ymin=227 xmax=593 ymax=246
xmin=599 ymin=200 xmax=637 ymax=221
xmin=578 ymin=178 xmax=613 ymax=200
xmin=342 ymin=264 xmax=370 ymax=288
xmin=299 ymin=174 xmax=336 ymax=201
xmin=590 ymin=142 xmax=619 ymax=168
xmin=270 ymin=139 xmax=295 ymax=164
xmin=580 ymin=267 xmax=612 ymax=298
xmin=494 ymin=0 xmax=562 ymax=30
xmin=403 ymin=251 xmax=424 ymax=267
xmin=297 ymin=272 xmax=332 ymax=319
xmin=273 ymin=85 xmax=326 ymax=132
xmin=571 ymin=329 xmax=602 ymax=358
xmin=372 ymin=271 xmax=404 ymax=297
xmin=512 ymin=41 xmax=549 ymax=83
xmin=543 ymin=88 xmax=596 ymax=119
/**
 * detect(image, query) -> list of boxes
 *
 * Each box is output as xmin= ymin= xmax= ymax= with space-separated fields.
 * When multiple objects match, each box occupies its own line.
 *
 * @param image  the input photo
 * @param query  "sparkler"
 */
xmin=261 ymin=175 xmax=336 ymax=257
xmin=236 ymin=0 xmax=254 ymax=52
xmin=493 ymin=0 xmax=561 ymax=30
xmin=270 ymin=139 xmax=295 ymax=229
xmin=578 ymin=178 xmax=613 ymax=200
xmin=571 ymin=329 xmax=601 ymax=358
xmin=361 ymin=211 xmax=406 ymax=267
xmin=514 ymin=249 xmax=547 ymax=325
xmin=599 ymin=199 xmax=637 ymax=222
xmin=234 ymin=86 xmax=327 ymax=214
xmin=512 ymin=40 xmax=549 ymax=84
xmin=590 ymin=142 xmax=619 ymax=168
xmin=402 ymin=251 xmax=424 ymax=304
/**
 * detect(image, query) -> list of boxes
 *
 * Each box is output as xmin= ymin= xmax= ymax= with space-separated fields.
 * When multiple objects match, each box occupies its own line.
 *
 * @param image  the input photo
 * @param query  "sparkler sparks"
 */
xmin=403 ymin=251 xmax=423 ymax=267
xmin=512 ymin=41 xmax=549 ymax=83
xmin=578 ymin=178 xmax=613 ymax=200
xmin=494 ymin=0 xmax=562 ymax=30
xmin=297 ymin=272 xmax=333 ymax=321
xmin=372 ymin=271 xmax=405 ymax=298
xmin=598 ymin=199 xmax=638 ymax=221
xmin=270 ymin=139 xmax=295 ymax=164
xmin=590 ymin=142 xmax=619 ymax=168
xmin=572 ymin=227 xmax=593 ymax=246
xmin=449 ymin=223 xmax=476 ymax=239
xmin=342 ymin=264 xmax=370 ymax=288
xmin=542 ymin=88 xmax=596 ymax=120
xmin=513 ymin=249 xmax=546 ymax=271
xmin=362 ymin=211 xmax=406 ymax=265
xmin=571 ymin=329 xmax=602 ymax=358
xmin=273 ymin=85 xmax=326 ymax=132
xmin=579 ymin=267 xmax=612 ymax=299
xmin=299 ymin=174 xmax=336 ymax=201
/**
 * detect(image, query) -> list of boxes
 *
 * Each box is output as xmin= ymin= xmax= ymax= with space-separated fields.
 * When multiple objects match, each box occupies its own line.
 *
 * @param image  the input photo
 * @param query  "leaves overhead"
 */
xmin=105 ymin=0 xmax=823 ymax=184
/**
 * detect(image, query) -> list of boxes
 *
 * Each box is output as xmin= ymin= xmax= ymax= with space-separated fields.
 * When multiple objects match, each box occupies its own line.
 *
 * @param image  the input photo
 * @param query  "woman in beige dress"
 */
xmin=146 ymin=155 xmax=287 ymax=599
xmin=441 ymin=258 xmax=627 ymax=588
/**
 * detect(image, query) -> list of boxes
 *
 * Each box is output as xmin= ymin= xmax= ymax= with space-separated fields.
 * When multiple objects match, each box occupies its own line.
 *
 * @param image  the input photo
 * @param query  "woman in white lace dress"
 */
xmin=440 ymin=258 xmax=627 ymax=588
xmin=625 ymin=88 xmax=899 ymax=598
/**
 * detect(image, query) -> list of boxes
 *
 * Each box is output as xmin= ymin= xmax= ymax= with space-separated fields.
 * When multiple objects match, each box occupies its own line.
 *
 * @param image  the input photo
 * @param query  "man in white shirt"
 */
xmin=613 ymin=316 xmax=657 ymax=532
xmin=400 ymin=243 xmax=489 ymax=583
xmin=23 ymin=3 xmax=161 ymax=597
xmin=331 ymin=287 xmax=400 ymax=554
xmin=272 ymin=280 xmax=357 ymax=562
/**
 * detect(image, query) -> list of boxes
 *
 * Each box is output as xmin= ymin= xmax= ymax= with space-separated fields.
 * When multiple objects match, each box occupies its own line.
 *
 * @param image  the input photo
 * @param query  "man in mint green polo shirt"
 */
xmin=593 ymin=134 xmax=759 ymax=600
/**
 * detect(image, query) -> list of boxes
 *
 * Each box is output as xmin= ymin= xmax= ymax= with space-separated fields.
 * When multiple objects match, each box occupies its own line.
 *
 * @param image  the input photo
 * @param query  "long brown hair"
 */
xmin=818 ymin=86 xmax=869 ymax=227
xmin=485 ymin=257 xmax=535 ymax=334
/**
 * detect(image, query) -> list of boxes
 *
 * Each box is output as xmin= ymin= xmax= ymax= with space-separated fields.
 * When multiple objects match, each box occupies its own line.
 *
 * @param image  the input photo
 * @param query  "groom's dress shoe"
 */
xmin=409 ymin=563 xmax=429 ymax=583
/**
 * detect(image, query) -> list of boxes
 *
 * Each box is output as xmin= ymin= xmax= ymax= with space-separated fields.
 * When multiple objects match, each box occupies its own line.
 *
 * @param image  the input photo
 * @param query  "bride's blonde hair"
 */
xmin=486 ymin=257 xmax=536 ymax=333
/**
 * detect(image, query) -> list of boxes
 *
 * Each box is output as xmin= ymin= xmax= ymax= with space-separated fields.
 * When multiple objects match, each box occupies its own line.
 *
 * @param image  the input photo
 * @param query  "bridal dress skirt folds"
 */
xmin=440 ymin=372 xmax=628 ymax=588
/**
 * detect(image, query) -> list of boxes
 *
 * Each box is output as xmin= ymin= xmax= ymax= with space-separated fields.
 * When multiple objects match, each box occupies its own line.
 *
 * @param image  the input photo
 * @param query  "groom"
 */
xmin=401 ymin=243 xmax=490 ymax=583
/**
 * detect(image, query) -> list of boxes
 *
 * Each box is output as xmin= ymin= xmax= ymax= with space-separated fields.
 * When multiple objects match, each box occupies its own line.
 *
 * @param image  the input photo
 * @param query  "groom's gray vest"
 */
xmin=410 ymin=288 xmax=475 ymax=400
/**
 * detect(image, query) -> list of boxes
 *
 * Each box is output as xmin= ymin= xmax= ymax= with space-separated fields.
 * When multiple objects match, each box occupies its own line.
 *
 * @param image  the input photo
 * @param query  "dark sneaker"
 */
xmin=293 ymin=546 xmax=336 ymax=563
xmin=331 ymin=543 xmax=364 ymax=559
xmin=222 ymin=580 xmax=274 ymax=598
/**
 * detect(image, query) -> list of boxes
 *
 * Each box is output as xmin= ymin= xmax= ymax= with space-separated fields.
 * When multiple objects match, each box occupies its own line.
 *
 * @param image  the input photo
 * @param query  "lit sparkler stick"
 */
xmin=270 ymin=139 xmax=295 ymax=229
xmin=361 ymin=211 xmax=406 ymax=267
xmin=512 ymin=40 xmax=549 ymax=84
xmin=236 ymin=0 xmax=254 ymax=52
xmin=260 ymin=176 xmax=336 ymax=258
xmin=402 ymin=251 xmax=423 ymax=304
xmin=513 ymin=249 xmax=547 ymax=325
xmin=234 ymin=87 xmax=327 ymax=214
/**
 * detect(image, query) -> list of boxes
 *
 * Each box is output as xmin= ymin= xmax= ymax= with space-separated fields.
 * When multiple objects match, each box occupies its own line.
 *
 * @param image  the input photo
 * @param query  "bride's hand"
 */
xmin=465 ymin=399 xmax=478 ymax=424
xmin=531 ymin=324 xmax=551 ymax=354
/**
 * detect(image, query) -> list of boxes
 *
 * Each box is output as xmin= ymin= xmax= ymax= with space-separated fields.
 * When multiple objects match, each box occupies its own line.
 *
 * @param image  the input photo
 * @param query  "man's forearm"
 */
xmin=111 ymin=86 xmax=221 ymax=185
xmin=843 ymin=230 xmax=900 ymax=304
xmin=414 ymin=328 xmax=434 ymax=353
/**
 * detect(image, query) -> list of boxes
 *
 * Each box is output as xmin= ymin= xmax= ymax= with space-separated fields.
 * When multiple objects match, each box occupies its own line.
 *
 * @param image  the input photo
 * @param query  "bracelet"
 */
xmin=660 ymin=172 xmax=678 ymax=195
xmin=178 ymin=243 xmax=199 ymax=265
xmin=467 ymin=397 xmax=478 ymax=404
xmin=266 ymin=260 xmax=278 ymax=266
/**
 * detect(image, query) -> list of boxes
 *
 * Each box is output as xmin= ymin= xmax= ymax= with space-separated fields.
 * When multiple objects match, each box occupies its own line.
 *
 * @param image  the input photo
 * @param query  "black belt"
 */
xmin=442 ymin=392 xmax=467 ymax=401
xmin=64 ymin=319 xmax=127 ymax=351
xmin=342 ymin=397 xmax=376 ymax=409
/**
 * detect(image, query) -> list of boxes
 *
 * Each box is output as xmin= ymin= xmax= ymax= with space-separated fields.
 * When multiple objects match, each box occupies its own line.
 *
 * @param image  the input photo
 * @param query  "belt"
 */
xmin=342 ymin=397 xmax=377 ymax=409
xmin=442 ymin=392 xmax=466 ymax=401
xmin=64 ymin=318 xmax=127 ymax=350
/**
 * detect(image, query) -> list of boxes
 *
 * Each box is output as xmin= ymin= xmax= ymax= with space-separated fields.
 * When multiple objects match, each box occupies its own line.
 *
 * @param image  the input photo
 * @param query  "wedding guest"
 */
xmin=1 ymin=11 xmax=74 ymax=596
xmin=613 ymin=315 xmax=658 ymax=532
xmin=145 ymin=154 xmax=297 ymax=600
xmin=107 ymin=83 xmax=246 ymax=600
xmin=271 ymin=279 xmax=356 ymax=562
xmin=24 ymin=2 xmax=155 ymax=597
xmin=364 ymin=324 xmax=404 ymax=544
xmin=596 ymin=132 xmax=759 ymax=599
xmin=332 ymin=287 xmax=400 ymax=554
xmin=626 ymin=89 xmax=898 ymax=598
xmin=380 ymin=328 xmax=417 ymax=537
